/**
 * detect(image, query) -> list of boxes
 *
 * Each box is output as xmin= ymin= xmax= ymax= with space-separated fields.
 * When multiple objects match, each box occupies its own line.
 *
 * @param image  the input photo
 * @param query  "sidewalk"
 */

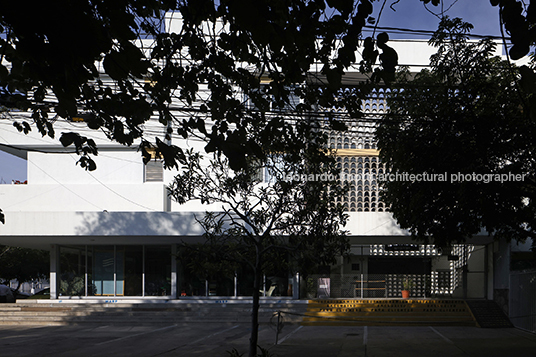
xmin=0 ymin=323 xmax=535 ymax=356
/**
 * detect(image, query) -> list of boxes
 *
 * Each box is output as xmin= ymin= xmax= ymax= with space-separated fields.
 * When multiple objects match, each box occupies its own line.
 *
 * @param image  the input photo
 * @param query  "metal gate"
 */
xmin=509 ymin=271 xmax=536 ymax=332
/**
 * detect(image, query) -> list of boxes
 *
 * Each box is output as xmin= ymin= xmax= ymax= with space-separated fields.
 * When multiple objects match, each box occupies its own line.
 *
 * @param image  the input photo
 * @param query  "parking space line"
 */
xmin=187 ymin=325 xmax=240 ymax=345
xmin=364 ymin=326 xmax=368 ymax=356
xmin=277 ymin=325 xmax=303 ymax=345
xmin=150 ymin=325 xmax=242 ymax=356
xmin=0 ymin=326 xmax=92 ymax=345
xmin=429 ymin=326 xmax=454 ymax=344
xmin=0 ymin=334 xmax=41 ymax=340
xmin=95 ymin=324 xmax=177 ymax=346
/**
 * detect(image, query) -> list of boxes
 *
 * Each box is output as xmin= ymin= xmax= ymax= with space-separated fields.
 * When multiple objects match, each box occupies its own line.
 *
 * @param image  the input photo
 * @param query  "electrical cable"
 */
xmin=66 ymin=154 xmax=159 ymax=211
xmin=0 ymin=9 xmax=526 ymax=153
xmin=2 ymin=158 xmax=105 ymax=211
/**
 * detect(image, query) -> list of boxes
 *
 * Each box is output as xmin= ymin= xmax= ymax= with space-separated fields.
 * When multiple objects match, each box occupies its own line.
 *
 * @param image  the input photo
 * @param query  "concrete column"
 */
xmin=292 ymin=272 xmax=299 ymax=299
xmin=463 ymin=245 xmax=468 ymax=299
xmin=171 ymin=244 xmax=177 ymax=299
xmin=50 ymin=244 xmax=59 ymax=299
xmin=234 ymin=272 xmax=238 ymax=298
xmin=487 ymin=243 xmax=494 ymax=300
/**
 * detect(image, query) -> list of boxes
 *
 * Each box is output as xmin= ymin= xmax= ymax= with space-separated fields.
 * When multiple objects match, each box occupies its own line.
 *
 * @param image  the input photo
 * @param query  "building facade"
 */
xmin=0 ymin=14 xmax=530 ymax=309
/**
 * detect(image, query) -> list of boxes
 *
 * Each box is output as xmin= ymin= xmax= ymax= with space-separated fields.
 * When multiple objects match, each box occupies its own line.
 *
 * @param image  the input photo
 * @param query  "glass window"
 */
xmin=58 ymin=245 xmax=171 ymax=297
xmin=123 ymin=246 xmax=143 ymax=296
xmin=59 ymin=246 xmax=87 ymax=297
xmin=145 ymin=246 xmax=172 ymax=296
xmin=145 ymin=161 xmax=163 ymax=182
xmin=92 ymin=246 xmax=116 ymax=296
xmin=237 ymin=264 xmax=255 ymax=297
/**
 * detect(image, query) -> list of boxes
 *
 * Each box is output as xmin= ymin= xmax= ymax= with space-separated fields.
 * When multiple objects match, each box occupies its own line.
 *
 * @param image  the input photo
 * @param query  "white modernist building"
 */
xmin=0 ymin=15 xmax=531 ymax=316
xmin=0 ymin=121 xmax=497 ymax=301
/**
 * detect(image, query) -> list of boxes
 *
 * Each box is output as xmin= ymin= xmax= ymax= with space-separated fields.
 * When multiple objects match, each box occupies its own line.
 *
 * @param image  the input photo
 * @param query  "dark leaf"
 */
xmin=87 ymin=157 xmax=97 ymax=171
xmin=357 ymin=0 xmax=373 ymax=16
xmin=519 ymin=65 xmax=536 ymax=92
xmin=13 ymin=122 xmax=22 ymax=132
xmin=103 ymin=50 xmax=128 ymax=80
xmin=324 ymin=67 xmax=342 ymax=89
xmin=59 ymin=132 xmax=78 ymax=147
xmin=377 ymin=32 xmax=389 ymax=46
xmin=527 ymin=1 xmax=536 ymax=22
xmin=22 ymin=122 xmax=31 ymax=134
xmin=196 ymin=119 xmax=207 ymax=135
xmin=156 ymin=137 xmax=182 ymax=169
xmin=379 ymin=45 xmax=398 ymax=73
xmin=509 ymin=43 xmax=530 ymax=60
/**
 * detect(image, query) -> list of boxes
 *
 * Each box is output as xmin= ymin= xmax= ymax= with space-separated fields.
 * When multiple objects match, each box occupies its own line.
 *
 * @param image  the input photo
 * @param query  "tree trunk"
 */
xmin=249 ymin=249 xmax=262 ymax=357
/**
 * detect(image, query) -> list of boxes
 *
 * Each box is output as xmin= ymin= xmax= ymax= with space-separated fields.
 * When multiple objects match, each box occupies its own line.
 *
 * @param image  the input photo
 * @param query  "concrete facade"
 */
xmin=0 ymin=14 xmax=530 ymax=307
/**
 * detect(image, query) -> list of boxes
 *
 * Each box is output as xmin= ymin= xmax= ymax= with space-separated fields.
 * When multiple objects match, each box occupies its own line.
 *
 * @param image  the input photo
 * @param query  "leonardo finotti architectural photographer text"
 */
xmin=283 ymin=172 xmax=527 ymax=183
xmin=373 ymin=172 xmax=527 ymax=184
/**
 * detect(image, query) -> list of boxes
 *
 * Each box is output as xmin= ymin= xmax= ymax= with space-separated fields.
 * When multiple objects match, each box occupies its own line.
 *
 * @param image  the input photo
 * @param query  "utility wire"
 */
xmin=66 ymin=154 xmax=159 ymax=211
xmin=362 ymin=24 xmax=506 ymax=40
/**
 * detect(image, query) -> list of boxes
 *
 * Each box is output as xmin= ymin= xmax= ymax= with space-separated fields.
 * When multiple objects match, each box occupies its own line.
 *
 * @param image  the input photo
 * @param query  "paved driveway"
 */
xmin=0 ymin=323 xmax=535 ymax=356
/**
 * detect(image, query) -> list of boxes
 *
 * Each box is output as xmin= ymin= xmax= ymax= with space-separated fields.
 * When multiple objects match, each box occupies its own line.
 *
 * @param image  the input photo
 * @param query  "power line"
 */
xmin=0 ymin=139 xmax=161 ymax=211
xmin=66 ymin=154 xmax=159 ymax=211
xmin=0 ymin=142 xmax=77 ymax=154
xmin=2 ymin=158 xmax=105 ymax=211
xmin=362 ymin=24 xmax=507 ymax=40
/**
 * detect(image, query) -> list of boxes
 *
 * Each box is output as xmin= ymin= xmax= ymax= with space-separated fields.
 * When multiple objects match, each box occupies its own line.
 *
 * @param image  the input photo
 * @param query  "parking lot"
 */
xmin=1 ymin=323 xmax=536 ymax=356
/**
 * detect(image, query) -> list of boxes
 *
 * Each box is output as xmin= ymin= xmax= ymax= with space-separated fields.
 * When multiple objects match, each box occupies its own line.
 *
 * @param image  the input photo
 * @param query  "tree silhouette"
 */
xmin=376 ymin=17 xmax=536 ymax=247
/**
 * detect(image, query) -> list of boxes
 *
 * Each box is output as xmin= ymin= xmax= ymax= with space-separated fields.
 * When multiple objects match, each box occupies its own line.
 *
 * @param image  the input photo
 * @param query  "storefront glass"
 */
xmin=58 ymin=245 xmax=171 ymax=297
xmin=145 ymin=245 xmax=171 ymax=296
xmin=59 ymin=246 xmax=87 ymax=296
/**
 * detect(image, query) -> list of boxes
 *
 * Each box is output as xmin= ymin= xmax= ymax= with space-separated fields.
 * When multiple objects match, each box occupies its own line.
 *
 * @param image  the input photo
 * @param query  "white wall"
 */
xmin=28 ymin=151 xmax=144 ymax=185
xmin=345 ymin=212 xmax=409 ymax=236
xmin=467 ymin=245 xmax=487 ymax=299
xmin=0 ymin=148 xmax=170 ymax=212
xmin=0 ymin=183 xmax=167 ymax=212
xmin=0 ymin=211 xmax=209 ymax=250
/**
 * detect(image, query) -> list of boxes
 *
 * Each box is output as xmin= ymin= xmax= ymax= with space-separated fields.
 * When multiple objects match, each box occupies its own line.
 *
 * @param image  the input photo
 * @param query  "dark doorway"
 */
xmin=368 ymin=257 xmax=431 ymax=275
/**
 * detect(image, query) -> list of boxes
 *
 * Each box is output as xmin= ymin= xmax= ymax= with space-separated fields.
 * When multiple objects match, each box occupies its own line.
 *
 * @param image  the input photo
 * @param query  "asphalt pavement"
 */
xmin=0 ymin=323 xmax=535 ymax=356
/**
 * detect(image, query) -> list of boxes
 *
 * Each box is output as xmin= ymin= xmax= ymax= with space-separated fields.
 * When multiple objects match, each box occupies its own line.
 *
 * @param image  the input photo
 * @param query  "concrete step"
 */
xmin=0 ymin=302 xmax=306 ymax=326
xmin=465 ymin=300 xmax=513 ymax=328
xmin=1 ymin=300 xmax=479 ymax=327
xmin=301 ymin=318 xmax=476 ymax=326
xmin=301 ymin=299 xmax=476 ymax=326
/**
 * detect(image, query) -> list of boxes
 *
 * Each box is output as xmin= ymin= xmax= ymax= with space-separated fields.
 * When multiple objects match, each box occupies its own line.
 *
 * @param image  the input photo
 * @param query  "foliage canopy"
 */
xmin=376 ymin=17 xmax=536 ymax=247
xmin=169 ymin=126 xmax=348 ymax=355
xmin=0 ymin=245 xmax=49 ymax=288
xmin=0 ymin=0 xmax=399 ymax=172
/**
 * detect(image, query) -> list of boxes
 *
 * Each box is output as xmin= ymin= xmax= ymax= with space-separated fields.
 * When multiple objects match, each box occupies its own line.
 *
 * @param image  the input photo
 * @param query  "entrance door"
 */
xmin=93 ymin=247 xmax=124 ymax=296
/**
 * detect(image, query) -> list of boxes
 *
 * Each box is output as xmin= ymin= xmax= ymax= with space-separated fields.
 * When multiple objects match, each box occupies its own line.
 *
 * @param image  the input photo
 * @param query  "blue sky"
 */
xmin=370 ymin=0 xmax=501 ymax=38
xmin=0 ymin=147 xmax=27 ymax=183
xmin=0 ymin=0 xmax=504 ymax=183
